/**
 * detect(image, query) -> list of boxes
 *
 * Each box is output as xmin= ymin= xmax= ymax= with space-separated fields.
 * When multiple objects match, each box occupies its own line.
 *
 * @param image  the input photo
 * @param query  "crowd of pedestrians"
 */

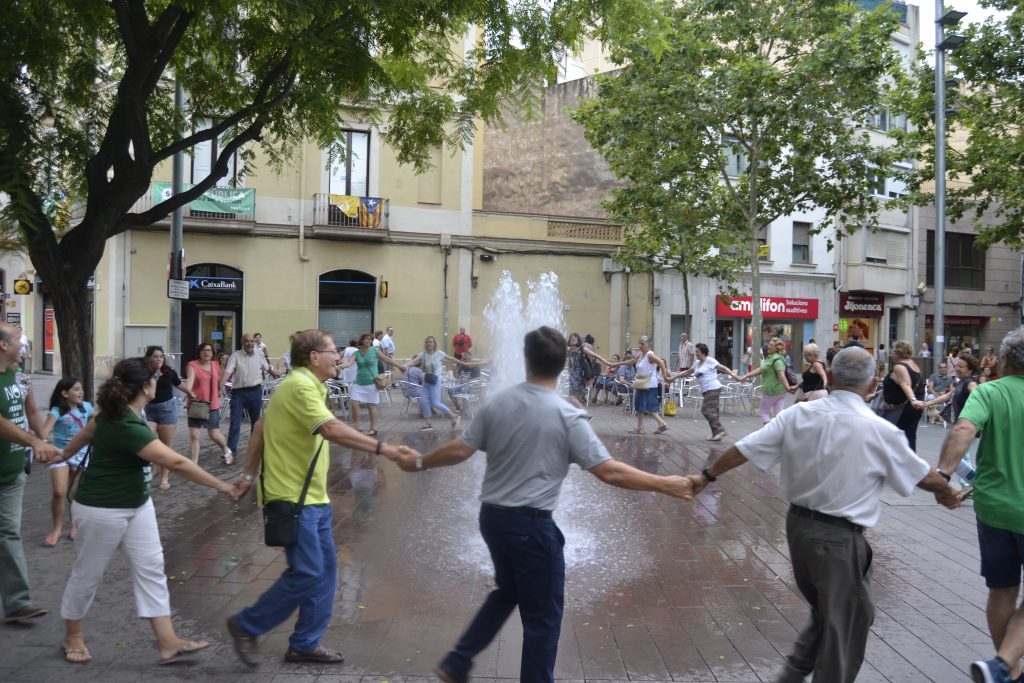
xmin=1 ymin=319 xmax=1022 ymax=683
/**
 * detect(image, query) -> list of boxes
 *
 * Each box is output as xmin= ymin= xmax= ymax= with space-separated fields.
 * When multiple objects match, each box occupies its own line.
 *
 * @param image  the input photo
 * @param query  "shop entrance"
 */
xmin=182 ymin=264 xmax=243 ymax=364
xmin=318 ymin=269 xmax=376 ymax=347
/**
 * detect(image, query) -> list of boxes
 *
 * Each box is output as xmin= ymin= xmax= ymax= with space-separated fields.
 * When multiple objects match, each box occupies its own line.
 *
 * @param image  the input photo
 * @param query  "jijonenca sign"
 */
xmin=715 ymin=295 xmax=819 ymax=320
xmin=839 ymin=292 xmax=885 ymax=317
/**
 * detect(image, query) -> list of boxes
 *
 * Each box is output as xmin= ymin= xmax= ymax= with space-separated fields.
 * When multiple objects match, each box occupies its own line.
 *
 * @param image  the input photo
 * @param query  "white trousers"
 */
xmin=61 ymin=499 xmax=170 ymax=620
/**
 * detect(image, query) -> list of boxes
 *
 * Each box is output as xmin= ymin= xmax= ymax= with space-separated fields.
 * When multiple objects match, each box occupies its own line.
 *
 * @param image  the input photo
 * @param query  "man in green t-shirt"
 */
xmin=0 ymin=322 xmax=61 ymax=623
xmin=937 ymin=329 xmax=1024 ymax=683
xmin=226 ymin=329 xmax=419 ymax=668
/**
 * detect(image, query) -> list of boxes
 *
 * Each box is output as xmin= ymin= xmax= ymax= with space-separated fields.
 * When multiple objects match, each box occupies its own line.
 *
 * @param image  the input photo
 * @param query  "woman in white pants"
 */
xmin=52 ymin=357 xmax=239 ymax=665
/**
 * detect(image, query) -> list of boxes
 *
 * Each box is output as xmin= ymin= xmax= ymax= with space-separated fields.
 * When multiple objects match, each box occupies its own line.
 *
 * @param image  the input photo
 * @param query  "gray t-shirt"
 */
xmin=459 ymin=382 xmax=611 ymax=510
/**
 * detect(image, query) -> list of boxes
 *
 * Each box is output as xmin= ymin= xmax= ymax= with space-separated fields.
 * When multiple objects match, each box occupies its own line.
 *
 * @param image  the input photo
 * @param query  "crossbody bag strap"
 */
xmin=258 ymin=370 xmax=327 ymax=507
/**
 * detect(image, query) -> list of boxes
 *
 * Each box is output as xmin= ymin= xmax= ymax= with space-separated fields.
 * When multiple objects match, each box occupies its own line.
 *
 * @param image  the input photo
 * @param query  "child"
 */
xmin=41 ymin=378 xmax=93 ymax=547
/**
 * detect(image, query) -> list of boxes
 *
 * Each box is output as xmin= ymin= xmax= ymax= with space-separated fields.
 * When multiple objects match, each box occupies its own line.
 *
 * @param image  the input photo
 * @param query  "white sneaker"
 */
xmin=708 ymin=432 xmax=726 ymax=442
xmin=451 ymin=414 xmax=462 ymax=430
xmin=420 ymin=423 xmax=434 ymax=432
xmin=223 ymin=450 xmax=235 ymax=465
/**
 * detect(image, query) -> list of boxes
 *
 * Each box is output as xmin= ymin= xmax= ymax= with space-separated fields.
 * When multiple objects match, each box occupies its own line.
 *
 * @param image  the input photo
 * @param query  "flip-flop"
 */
xmin=63 ymin=645 xmax=91 ymax=664
xmin=655 ymin=425 xmax=669 ymax=434
xmin=158 ymin=640 xmax=209 ymax=665
xmin=365 ymin=429 xmax=378 ymax=437
xmin=158 ymin=481 xmax=171 ymax=491
xmin=42 ymin=534 xmax=59 ymax=548
xmin=628 ymin=429 xmax=646 ymax=434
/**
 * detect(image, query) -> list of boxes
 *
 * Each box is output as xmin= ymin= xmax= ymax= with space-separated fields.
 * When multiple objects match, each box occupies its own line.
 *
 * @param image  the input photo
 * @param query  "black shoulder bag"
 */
xmin=260 ymin=440 xmax=324 ymax=547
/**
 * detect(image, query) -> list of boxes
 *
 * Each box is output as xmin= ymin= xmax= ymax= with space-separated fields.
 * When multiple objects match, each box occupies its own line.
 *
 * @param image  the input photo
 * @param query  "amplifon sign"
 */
xmin=839 ymin=291 xmax=885 ymax=318
xmin=715 ymin=296 xmax=819 ymax=320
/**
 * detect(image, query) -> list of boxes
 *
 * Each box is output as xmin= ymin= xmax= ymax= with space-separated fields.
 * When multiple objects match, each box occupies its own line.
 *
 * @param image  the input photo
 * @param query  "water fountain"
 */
xmin=482 ymin=270 xmax=565 ymax=391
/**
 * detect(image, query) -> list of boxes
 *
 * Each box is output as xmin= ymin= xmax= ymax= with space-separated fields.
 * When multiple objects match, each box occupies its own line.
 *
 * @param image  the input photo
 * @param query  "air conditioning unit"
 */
xmin=602 ymin=258 xmax=625 ymax=273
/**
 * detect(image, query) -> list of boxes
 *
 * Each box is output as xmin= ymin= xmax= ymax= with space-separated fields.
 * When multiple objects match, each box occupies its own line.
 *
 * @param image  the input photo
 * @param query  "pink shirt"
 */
xmin=187 ymin=361 xmax=221 ymax=410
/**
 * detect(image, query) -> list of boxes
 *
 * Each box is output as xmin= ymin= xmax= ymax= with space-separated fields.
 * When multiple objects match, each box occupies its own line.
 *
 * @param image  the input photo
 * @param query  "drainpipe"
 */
xmin=298 ymin=144 xmax=309 ymax=261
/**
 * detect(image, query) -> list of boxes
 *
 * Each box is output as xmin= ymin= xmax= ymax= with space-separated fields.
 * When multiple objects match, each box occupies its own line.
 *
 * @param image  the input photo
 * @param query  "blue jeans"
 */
xmin=0 ymin=473 xmax=31 ymax=614
xmin=235 ymin=505 xmax=337 ymax=652
xmin=228 ymin=385 xmax=263 ymax=453
xmin=419 ymin=379 xmax=453 ymax=420
xmin=441 ymin=505 xmax=565 ymax=682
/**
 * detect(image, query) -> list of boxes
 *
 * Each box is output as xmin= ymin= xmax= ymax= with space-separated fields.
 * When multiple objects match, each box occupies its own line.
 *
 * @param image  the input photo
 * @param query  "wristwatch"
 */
xmin=241 ymin=473 xmax=255 ymax=482
xmin=701 ymin=467 xmax=717 ymax=483
xmin=415 ymin=455 xmax=425 ymax=471
xmin=936 ymin=469 xmax=951 ymax=482
xmin=375 ymin=439 xmax=382 ymax=456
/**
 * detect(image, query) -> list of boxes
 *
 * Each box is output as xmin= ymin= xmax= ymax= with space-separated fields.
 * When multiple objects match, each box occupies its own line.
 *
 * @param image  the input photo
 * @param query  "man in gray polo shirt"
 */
xmin=394 ymin=326 xmax=692 ymax=683
xmin=686 ymin=347 xmax=958 ymax=683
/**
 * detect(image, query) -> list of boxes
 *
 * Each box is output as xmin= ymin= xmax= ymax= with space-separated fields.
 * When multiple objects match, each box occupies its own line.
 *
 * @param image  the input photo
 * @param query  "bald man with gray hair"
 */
xmin=687 ymin=347 xmax=958 ymax=683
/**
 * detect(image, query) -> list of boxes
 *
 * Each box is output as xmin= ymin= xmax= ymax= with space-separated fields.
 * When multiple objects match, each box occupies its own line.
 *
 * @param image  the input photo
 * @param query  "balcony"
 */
xmin=312 ymin=193 xmax=389 ymax=238
xmin=69 ymin=182 xmax=256 ymax=228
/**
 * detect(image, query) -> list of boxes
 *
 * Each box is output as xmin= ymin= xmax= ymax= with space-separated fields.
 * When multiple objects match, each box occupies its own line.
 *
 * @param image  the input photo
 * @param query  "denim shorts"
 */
xmin=146 ymin=398 xmax=178 ymax=426
xmin=188 ymin=408 xmax=221 ymax=430
xmin=977 ymin=517 xmax=1024 ymax=588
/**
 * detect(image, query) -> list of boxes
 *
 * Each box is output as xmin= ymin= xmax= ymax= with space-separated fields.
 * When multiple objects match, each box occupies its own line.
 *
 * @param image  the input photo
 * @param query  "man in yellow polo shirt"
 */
xmin=226 ymin=330 xmax=418 ymax=667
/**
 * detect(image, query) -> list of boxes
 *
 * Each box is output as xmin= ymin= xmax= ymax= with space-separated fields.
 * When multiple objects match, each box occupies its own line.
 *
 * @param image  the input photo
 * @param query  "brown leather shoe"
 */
xmin=434 ymin=664 xmax=469 ymax=683
xmin=284 ymin=646 xmax=344 ymax=664
xmin=226 ymin=615 xmax=259 ymax=668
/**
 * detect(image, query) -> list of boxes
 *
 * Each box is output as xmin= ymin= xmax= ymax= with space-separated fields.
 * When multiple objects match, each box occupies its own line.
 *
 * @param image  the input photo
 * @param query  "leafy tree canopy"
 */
xmin=898 ymin=0 xmax=1024 ymax=249
xmin=0 ymin=0 xmax=665 ymax=393
xmin=573 ymin=0 xmax=913 ymax=360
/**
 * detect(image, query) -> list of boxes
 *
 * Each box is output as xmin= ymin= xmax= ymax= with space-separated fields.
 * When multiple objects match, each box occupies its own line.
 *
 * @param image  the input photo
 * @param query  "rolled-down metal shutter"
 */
xmin=318 ymin=308 xmax=373 ymax=349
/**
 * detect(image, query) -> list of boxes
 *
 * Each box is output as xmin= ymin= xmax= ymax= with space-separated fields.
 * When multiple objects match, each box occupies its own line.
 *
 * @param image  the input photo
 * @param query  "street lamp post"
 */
xmin=933 ymin=4 xmax=966 ymax=365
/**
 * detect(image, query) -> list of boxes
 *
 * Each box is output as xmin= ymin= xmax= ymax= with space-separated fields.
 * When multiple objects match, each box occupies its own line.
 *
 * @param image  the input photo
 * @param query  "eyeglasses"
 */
xmin=313 ymin=347 xmax=339 ymax=355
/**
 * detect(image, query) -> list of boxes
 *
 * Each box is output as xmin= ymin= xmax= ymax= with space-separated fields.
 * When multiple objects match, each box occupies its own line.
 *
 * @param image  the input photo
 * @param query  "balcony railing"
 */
xmin=856 ymin=0 xmax=908 ymax=23
xmin=313 ymin=193 xmax=389 ymax=230
xmin=69 ymin=182 xmax=256 ymax=225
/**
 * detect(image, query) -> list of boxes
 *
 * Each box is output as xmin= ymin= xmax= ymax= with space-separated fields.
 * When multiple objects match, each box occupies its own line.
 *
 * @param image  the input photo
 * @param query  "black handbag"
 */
xmin=260 ymin=440 xmax=324 ymax=547
xmin=424 ymin=372 xmax=438 ymax=385
xmin=66 ymin=447 xmax=92 ymax=503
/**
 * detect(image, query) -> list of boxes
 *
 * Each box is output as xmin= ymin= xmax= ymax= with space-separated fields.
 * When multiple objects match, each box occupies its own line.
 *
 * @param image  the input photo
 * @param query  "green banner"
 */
xmin=153 ymin=182 xmax=255 ymax=215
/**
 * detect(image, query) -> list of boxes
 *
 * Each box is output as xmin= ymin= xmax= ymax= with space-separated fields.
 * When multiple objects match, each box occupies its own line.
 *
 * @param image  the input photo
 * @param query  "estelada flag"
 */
xmin=359 ymin=197 xmax=383 ymax=228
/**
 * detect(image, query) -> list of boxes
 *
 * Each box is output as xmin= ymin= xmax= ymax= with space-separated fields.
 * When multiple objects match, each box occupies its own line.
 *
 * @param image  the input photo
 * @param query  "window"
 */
xmin=191 ymin=118 xmax=239 ymax=187
xmin=868 ymin=106 xmax=908 ymax=133
xmin=723 ymin=140 xmax=748 ymax=177
xmin=792 ymin=222 xmax=811 ymax=263
xmin=866 ymin=230 xmax=887 ymax=264
xmin=329 ymin=130 xmax=370 ymax=196
xmin=757 ymin=224 xmax=770 ymax=260
xmin=871 ymin=171 xmax=887 ymax=197
xmin=926 ymin=230 xmax=985 ymax=290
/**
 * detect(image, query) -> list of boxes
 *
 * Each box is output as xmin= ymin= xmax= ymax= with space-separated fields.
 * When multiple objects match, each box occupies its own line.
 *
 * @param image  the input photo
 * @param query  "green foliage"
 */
xmin=897 ymin=0 xmax=1024 ymax=250
xmin=574 ymin=0 xmax=913 ymax=279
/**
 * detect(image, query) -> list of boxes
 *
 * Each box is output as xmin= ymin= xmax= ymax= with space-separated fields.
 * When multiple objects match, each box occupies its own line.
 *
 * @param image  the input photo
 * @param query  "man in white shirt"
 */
xmin=380 ymin=326 xmax=396 ymax=358
xmin=687 ymin=347 xmax=958 ymax=683
xmin=677 ymin=332 xmax=695 ymax=371
xmin=225 ymin=333 xmax=278 ymax=462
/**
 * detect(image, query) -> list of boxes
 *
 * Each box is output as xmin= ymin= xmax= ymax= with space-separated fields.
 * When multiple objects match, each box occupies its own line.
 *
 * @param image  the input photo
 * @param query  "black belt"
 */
xmin=482 ymin=503 xmax=553 ymax=519
xmin=233 ymin=385 xmax=262 ymax=391
xmin=789 ymin=504 xmax=864 ymax=533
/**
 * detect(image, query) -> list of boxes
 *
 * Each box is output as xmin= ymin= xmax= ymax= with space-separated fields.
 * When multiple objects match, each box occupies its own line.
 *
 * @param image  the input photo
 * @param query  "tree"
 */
xmin=0 ymin=0 xmax=661 ymax=395
xmin=899 ymin=0 xmax=1024 ymax=250
xmin=573 ymin=0 xmax=912 ymax=365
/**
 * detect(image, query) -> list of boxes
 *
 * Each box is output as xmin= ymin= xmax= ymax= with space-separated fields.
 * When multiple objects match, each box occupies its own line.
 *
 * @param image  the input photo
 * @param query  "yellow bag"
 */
xmin=664 ymin=400 xmax=677 ymax=417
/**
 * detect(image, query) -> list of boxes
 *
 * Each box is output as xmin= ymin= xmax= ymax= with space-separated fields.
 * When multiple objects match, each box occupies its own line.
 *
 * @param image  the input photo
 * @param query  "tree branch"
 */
xmin=152 ymin=49 xmax=294 ymax=163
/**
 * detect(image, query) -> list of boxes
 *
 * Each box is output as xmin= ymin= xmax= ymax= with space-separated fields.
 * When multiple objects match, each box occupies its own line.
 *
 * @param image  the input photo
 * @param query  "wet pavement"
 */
xmin=3 ymin=376 xmax=990 ymax=681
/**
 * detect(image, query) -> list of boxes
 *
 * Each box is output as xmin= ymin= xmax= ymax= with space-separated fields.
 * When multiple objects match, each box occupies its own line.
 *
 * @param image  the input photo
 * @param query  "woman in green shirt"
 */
xmin=339 ymin=332 xmax=405 ymax=436
xmin=55 ymin=357 xmax=239 ymax=665
xmin=739 ymin=337 xmax=794 ymax=424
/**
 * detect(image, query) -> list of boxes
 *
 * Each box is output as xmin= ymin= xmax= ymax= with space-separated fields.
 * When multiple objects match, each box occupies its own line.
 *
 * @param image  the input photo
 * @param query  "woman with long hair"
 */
xmin=565 ymin=332 xmax=610 ymax=408
xmin=612 ymin=335 xmax=671 ymax=434
xmin=183 ymin=342 xmax=232 ymax=465
xmin=339 ymin=332 xmax=405 ymax=436
xmin=55 ymin=357 xmax=238 ymax=664
xmin=980 ymin=345 xmax=1000 ymax=382
xmin=143 ymin=346 xmax=194 ymax=490
xmin=40 ymin=378 xmax=93 ymax=547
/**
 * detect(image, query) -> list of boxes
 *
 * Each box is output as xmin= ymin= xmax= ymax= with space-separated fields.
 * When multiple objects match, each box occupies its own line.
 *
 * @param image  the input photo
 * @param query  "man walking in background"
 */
xmin=225 ymin=333 xmax=277 ymax=464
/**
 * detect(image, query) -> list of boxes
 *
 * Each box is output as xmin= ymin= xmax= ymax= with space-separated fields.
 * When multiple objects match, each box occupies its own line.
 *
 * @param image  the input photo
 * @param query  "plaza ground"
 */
xmin=3 ymin=374 xmax=992 ymax=681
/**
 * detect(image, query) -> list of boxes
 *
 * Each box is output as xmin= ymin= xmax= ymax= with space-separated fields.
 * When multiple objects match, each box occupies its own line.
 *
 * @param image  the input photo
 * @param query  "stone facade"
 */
xmin=482 ymin=76 xmax=620 ymax=219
